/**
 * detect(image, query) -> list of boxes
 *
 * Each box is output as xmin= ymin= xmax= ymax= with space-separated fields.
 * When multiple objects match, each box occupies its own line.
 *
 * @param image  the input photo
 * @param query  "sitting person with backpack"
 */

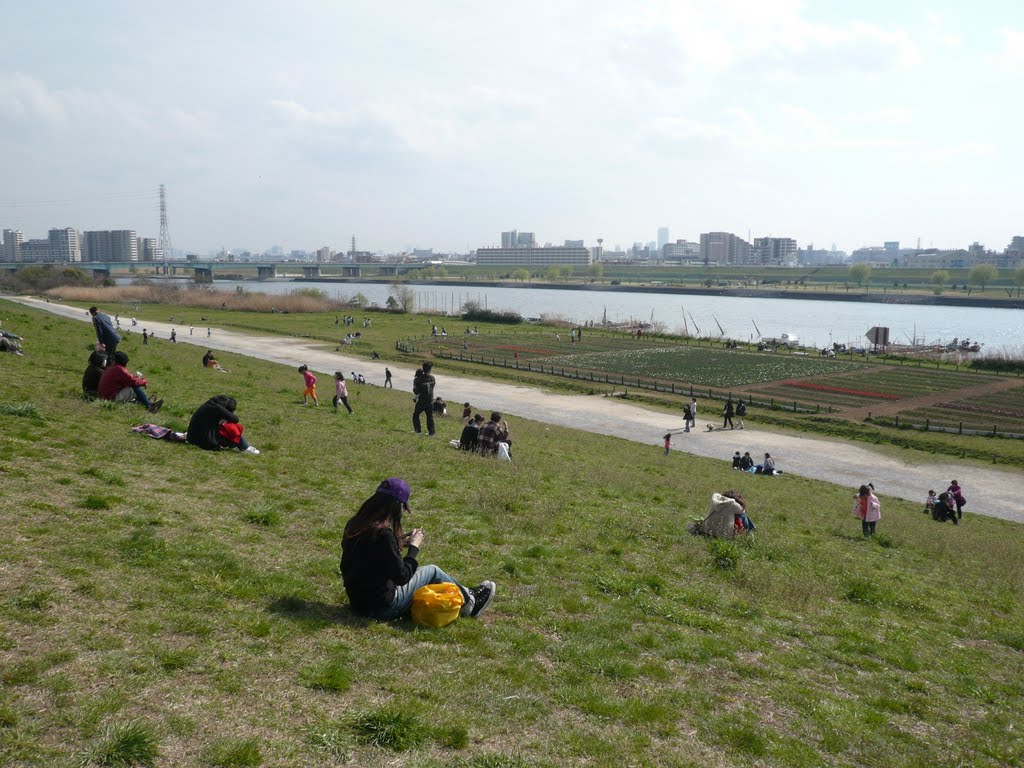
xmin=931 ymin=492 xmax=959 ymax=525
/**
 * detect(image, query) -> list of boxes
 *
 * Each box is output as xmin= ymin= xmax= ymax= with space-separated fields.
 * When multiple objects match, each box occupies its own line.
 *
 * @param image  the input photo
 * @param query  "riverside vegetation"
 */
xmin=1 ymin=298 xmax=1023 ymax=766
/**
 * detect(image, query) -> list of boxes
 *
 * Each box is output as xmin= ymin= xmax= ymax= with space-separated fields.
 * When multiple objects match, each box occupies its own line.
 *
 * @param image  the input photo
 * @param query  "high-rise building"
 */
xmin=49 ymin=228 xmax=81 ymax=262
xmin=699 ymin=232 xmax=751 ymax=265
xmin=501 ymin=230 xmax=518 ymax=248
xmin=657 ymin=227 xmax=669 ymax=251
xmin=663 ymin=239 xmax=700 ymax=262
xmin=20 ymin=239 xmax=52 ymax=262
xmin=2 ymin=229 xmax=24 ymax=262
xmin=753 ymin=237 xmax=798 ymax=266
xmin=137 ymin=237 xmax=158 ymax=262
xmin=82 ymin=230 xmax=138 ymax=262
xmin=516 ymin=232 xmax=535 ymax=247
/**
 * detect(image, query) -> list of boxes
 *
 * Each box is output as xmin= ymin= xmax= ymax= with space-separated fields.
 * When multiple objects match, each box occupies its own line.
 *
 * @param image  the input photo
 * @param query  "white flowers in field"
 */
xmin=542 ymin=347 xmax=859 ymax=387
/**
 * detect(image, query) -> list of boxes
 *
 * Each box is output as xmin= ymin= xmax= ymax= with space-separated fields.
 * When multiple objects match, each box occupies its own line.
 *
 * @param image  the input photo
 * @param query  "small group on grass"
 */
xmin=923 ymin=480 xmax=966 ymax=524
xmin=452 ymin=411 xmax=512 ymax=460
xmin=687 ymin=490 xmax=756 ymax=537
xmin=339 ymin=477 xmax=495 ymax=622
xmin=0 ymin=321 xmax=24 ymax=355
xmin=202 ymin=350 xmax=227 ymax=372
xmin=86 ymin=350 xmax=164 ymax=414
xmin=853 ymin=483 xmax=881 ymax=537
xmin=731 ymin=450 xmax=779 ymax=475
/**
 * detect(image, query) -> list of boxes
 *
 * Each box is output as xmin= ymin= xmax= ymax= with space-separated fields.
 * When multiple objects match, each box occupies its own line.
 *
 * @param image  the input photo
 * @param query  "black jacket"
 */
xmin=340 ymin=527 xmax=419 ymax=615
xmin=82 ymin=364 xmax=104 ymax=395
xmin=186 ymin=398 xmax=239 ymax=451
xmin=459 ymin=422 xmax=480 ymax=451
xmin=414 ymin=372 xmax=435 ymax=404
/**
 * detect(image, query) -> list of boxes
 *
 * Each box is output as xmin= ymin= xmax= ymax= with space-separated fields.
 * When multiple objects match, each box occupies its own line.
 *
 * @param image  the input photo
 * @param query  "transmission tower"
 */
xmin=158 ymin=184 xmax=173 ymax=260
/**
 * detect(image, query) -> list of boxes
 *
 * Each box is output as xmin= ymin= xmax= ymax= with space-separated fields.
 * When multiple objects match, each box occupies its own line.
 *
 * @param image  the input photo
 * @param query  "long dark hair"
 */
xmin=344 ymin=492 xmax=404 ymax=543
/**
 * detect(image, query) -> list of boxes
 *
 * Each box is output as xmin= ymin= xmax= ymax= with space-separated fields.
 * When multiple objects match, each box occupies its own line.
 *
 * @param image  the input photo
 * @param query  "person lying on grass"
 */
xmin=186 ymin=395 xmax=259 ymax=455
xmin=339 ymin=477 xmax=495 ymax=621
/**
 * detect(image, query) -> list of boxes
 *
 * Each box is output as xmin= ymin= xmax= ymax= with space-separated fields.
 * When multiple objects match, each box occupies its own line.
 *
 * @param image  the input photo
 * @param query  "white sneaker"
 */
xmin=244 ymin=446 xmax=260 ymax=455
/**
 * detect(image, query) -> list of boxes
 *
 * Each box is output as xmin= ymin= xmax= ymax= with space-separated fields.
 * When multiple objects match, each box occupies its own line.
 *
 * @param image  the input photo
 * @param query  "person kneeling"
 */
xmin=340 ymin=478 xmax=495 ymax=621
xmin=97 ymin=351 xmax=163 ymax=413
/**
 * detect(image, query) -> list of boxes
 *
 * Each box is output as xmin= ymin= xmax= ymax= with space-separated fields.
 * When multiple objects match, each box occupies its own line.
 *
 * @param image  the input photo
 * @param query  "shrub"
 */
xmin=202 ymin=737 xmax=262 ymax=767
xmin=76 ymin=719 xmax=159 ymax=767
xmin=707 ymin=539 xmax=741 ymax=570
xmin=349 ymin=706 xmax=426 ymax=751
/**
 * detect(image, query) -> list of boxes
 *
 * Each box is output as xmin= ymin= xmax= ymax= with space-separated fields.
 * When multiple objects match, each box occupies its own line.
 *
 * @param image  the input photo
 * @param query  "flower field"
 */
xmin=537 ymin=347 xmax=861 ymax=387
xmin=894 ymin=386 xmax=1024 ymax=434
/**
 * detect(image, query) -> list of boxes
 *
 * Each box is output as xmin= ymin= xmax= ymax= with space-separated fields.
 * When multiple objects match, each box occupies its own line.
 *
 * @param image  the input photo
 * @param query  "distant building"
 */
xmin=2 ymin=229 xmax=24 ymax=262
xmin=82 ymin=230 xmax=138 ymax=262
xmin=662 ymin=239 xmax=700 ymax=262
xmin=500 ymin=230 xmax=536 ymax=248
xmin=657 ymin=227 xmax=669 ymax=251
xmin=315 ymin=246 xmax=332 ymax=263
xmin=21 ymin=238 xmax=52 ymax=262
xmin=798 ymin=245 xmax=846 ymax=266
xmin=49 ymin=228 xmax=81 ymax=262
xmin=884 ymin=241 xmax=900 ymax=252
xmin=477 ymin=245 xmax=591 ymax=268
xmin=137 ymin=237 xmax=157 ymax=262
xmin=752 ymin=237 xmax=798 ymax=266
xmin=564 ymin=240 xmax=584 ymax=248
xmin=699 ymin=232 xmax=751 ymax=265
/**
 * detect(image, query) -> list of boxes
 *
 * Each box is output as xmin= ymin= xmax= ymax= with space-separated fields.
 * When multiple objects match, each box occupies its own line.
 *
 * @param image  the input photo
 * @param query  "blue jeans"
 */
xmin=371 ymin=564 xmax=468 ymax=620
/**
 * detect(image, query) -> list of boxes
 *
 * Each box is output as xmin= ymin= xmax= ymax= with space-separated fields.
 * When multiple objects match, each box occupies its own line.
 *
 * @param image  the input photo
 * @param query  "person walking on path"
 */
xmin=89 ymin=306 xmax=121 ymax=365
xmin=853 ymin=484 xmax=881 ymax=537
xmin=384 ymin=367 xmax=393 ymax=388
xmin=339 ymin=477 xmax=496 ymax=620
xmin=299 ymin=364 xmax=319 ymax=406
xmin=735 ymin=400 xmax=746 ymax=429
xmin=412 ymin=362 xmax=436 ymax=435
xmin=723 ymin=399 xmax=735 ymax=430
xmin=333 ymin=371 xmax=354 ymax=414
xmin=685 ymin=397 xmax=697 ymax=432
xmin=682 ymin=402 xmax=692 ymax=433
xmin=946 ymin=480 xmax=967 ymax=520
xmin=170 ymin=329 xmax=177 ymax=343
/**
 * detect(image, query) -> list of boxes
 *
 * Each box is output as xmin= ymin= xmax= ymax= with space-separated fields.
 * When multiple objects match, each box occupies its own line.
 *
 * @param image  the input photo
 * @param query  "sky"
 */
xmin=0 ymin=1 xmax=1021 ymax=255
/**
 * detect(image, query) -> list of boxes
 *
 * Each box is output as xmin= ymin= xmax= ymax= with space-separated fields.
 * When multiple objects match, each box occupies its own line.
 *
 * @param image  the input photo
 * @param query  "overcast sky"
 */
xmin=1 ymin=1 xmax=1021 ymax=255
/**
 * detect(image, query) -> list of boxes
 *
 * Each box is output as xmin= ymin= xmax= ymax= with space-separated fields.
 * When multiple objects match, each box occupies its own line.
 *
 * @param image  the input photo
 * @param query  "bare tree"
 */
xmin=389 ymin=282 xmax=416 ymax=312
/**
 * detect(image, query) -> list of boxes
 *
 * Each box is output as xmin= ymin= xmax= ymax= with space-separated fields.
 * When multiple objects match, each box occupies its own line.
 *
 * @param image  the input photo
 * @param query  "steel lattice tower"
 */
xmin=158 ymin=184 xmax=173 ymax=260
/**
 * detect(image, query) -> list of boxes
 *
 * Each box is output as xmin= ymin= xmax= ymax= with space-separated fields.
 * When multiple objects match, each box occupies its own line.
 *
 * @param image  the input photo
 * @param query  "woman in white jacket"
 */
xmin=853 ymin=484 xmax=881 ymax=537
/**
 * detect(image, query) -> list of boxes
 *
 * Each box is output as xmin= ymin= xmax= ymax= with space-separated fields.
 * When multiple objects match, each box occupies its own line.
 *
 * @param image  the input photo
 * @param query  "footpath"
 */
xmin=9 ymin=296 xmax=1023 ymax=524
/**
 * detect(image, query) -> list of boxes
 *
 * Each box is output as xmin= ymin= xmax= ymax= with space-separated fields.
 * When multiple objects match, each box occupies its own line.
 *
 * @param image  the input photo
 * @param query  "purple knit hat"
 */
xmin=377 ymin=477 xmax=411 ymax=505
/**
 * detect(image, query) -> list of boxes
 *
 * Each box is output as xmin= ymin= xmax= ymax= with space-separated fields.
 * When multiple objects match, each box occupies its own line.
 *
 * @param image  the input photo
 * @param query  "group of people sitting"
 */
xmin=83 ymin=350 xmax=164 ymax=414
xmin=731 ymin=451 xmax=778 ymax=475
xmin=202 ymin=350 xmax=227 ymax=372
xmin=924 ymin=480 xmax=967 ymax=524
xmin=453 ymin=410 xmax=512 ymax=460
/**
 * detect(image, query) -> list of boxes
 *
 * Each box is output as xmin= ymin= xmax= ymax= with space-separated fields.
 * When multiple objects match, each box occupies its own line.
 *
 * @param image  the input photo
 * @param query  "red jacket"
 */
xmin=97 ymin=365 xmax=147 ymax=400
xmin=217 ymin=422 xmax=244 ymax=445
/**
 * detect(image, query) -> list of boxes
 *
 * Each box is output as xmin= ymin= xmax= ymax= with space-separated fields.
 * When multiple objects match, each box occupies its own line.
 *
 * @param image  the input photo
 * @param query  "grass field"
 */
xmin=1 ymin=299 xmax=1023 ymax=767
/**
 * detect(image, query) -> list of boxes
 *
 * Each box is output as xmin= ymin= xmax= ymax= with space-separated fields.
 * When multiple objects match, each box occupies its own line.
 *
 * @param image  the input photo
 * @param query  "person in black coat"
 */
xmin=339 ymin=478 xmax=495 ymax=620
xmin=82 ymin=351 xmax=106 ymax=399
xmin=412 ymin=362 xmax=436 ymax=435
xmin=460 ymin=414 xmax=484 ymax=451
xmin=186 ymin=395 xmax=253 ymax=452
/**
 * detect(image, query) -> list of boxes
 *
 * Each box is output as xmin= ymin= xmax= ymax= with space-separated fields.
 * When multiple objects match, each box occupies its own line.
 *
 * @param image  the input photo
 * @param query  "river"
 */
xmin=122 ymin=278 xmax=1024 ymax=353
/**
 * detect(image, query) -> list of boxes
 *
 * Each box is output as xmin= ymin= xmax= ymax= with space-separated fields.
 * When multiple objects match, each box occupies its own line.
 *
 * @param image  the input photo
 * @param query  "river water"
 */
xmin=123 ymin=278 xmax=1024 ymax=353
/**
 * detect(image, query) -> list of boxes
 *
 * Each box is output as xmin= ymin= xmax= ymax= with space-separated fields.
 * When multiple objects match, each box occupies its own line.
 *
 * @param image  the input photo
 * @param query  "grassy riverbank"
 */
xmin=1 ymin=301 xmax=1023 ymax=767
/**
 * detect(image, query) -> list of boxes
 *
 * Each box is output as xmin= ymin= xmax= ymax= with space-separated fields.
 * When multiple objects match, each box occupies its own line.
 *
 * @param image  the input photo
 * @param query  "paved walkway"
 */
xmin=9 ymin=296 xmax=1023 ymax=524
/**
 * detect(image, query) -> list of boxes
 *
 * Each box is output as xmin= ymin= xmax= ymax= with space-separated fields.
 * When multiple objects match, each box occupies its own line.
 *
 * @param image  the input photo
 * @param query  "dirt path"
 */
xmin=9 ymin=296 xmax=1023 ymax=524
xmin=840 ymin=376 xmax=1021 ymax=421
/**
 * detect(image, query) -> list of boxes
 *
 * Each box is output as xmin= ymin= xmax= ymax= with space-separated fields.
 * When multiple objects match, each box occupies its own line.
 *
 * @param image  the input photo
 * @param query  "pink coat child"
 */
xmin=853 ymin=485 xmax=881 ymax=537
xmin=298 ymin=364 xmax=318 ymax=406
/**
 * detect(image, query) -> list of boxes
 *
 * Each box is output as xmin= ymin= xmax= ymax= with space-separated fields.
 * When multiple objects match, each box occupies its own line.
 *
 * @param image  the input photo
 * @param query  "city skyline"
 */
xmin=1 ymin=1 xmax=1021 ymax=254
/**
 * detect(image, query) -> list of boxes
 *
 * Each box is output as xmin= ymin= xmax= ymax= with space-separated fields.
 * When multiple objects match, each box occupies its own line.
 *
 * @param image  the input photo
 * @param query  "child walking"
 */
xmin=333 ymin=371 xmax=353 ymax=413
xmin=663 ymin=433 xmax=674 ymax=456
xmin=299 ymin=364 xmax=318 ymax=406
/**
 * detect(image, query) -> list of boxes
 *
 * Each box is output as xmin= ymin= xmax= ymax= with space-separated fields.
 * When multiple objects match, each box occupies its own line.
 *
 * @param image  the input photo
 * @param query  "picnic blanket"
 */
xmin=131 ymin=423 xmax=187 ymax=442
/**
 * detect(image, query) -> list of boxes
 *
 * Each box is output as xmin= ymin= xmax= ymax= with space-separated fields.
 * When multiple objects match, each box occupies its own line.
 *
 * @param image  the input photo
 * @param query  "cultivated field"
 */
xmin=1 ymin=299 xmax=1023 ymax=767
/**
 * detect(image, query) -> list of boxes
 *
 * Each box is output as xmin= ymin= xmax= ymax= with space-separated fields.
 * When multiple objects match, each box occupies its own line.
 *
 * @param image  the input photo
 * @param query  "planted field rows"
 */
xmin=896 ymin=386 xmax=1024 ymax=434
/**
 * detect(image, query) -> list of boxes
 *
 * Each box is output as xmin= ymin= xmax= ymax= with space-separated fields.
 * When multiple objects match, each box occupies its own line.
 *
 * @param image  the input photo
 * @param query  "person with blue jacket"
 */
xmin=89 ymin=306 xmax=121 ymax=365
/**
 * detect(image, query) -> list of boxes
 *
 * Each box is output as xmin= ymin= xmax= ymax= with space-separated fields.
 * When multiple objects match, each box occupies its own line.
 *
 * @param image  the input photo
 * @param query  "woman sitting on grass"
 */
xmin=186 ymin=395 xmax=259 ymax=455
xmin=340 ymin=478 xmax=495 ymax=621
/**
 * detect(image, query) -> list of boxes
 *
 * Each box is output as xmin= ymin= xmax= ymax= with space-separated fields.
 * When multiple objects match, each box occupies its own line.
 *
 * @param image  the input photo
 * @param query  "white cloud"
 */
xmin=995 ymin=28 xmax=1024 ymax=71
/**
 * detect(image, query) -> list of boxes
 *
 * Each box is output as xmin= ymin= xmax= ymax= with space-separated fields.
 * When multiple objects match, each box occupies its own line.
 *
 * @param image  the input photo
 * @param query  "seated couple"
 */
xmin=202 ymin=350 xmax=227 ymax=372
xmin=86 ymin=350 xmax=164 ymax=413
xmin=186 ymin=394 xmax=260 ymax=455
xmin=687 ymin=491 xmax=756 ymax=537
xmin=454 ymin=412 xmax=512 ymax=459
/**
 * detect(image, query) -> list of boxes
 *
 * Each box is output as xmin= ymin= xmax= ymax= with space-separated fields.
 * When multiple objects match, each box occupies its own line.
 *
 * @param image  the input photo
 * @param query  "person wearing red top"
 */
xmin=299 ymin=364 xmax=318 ymax=406
xmin=97 ymin=351 xmax=163 ymax=413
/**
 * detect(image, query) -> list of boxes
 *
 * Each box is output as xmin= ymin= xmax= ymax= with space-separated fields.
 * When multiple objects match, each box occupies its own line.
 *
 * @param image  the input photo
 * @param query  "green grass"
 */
xmin=1 ymin=298 xmax=1023 ymax=766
